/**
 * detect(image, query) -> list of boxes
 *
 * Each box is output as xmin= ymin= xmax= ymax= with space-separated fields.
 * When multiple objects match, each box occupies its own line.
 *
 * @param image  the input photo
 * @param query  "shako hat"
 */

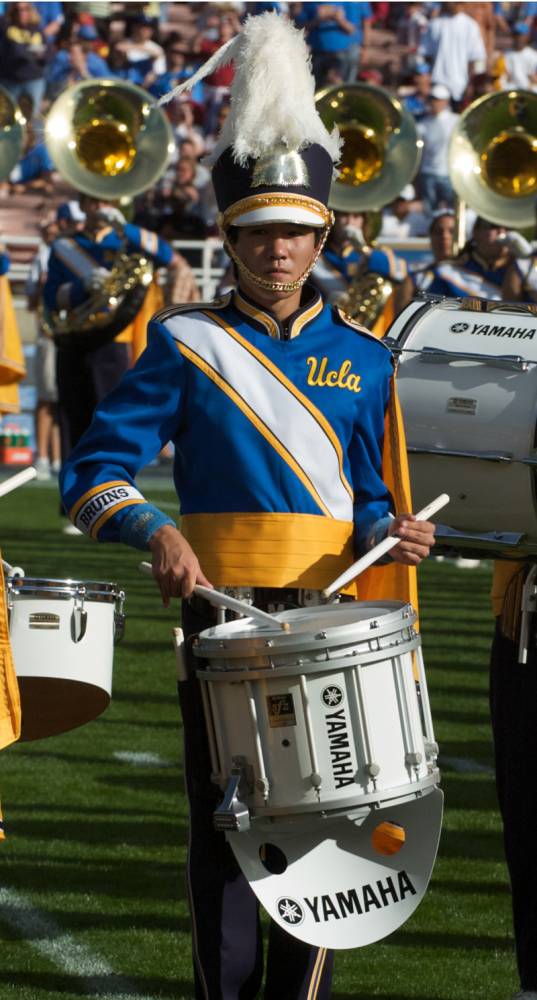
xmin=159 ymin=12 xmax=341 ymax=230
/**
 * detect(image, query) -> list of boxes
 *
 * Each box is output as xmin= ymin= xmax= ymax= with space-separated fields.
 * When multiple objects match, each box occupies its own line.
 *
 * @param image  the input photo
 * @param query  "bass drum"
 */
xmin=387 ymin=297 xmax=537 ymax=557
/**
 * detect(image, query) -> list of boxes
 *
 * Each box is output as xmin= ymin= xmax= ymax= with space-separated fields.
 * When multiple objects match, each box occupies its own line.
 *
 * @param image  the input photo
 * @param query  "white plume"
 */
xmin=198 ymin=12 xmax=341 ymax=167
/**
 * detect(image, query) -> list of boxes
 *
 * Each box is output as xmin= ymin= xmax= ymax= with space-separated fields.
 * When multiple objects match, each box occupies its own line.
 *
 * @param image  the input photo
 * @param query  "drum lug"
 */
xmin=71 ymin=588 xmax=87 ymax=643
xmin=213 ymin=768 xmax=251 ymax=833
xmin=114 ymin=591 xmax=126 ymax=644
xmin=405 ymin=751 xmax=423 ymax=766
xmin=424 ymin=740 xmax=439 ymax=759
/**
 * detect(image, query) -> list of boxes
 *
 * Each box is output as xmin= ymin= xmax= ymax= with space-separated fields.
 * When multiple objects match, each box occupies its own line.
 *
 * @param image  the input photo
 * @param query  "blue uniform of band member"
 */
xmin=60 ymin=13 xmax=435 ymax=1000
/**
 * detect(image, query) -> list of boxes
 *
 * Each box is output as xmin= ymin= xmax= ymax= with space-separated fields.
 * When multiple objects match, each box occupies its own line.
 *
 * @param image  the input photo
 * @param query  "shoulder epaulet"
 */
xmin=152 ymin=292 xmax=231 ymax=326
xmin=333 ymin=305 xmax=392 ymax=351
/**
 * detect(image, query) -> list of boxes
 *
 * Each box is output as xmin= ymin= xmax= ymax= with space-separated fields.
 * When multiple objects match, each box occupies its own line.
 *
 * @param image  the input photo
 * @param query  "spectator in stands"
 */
xmin=26 ymin=216 xmax=61 ymax=481
xmin=33 ymin=1 xmax=64 ymax=43
xmin=419 ymin=1 xmax=487 ymax=108
xmin=400 ymin=62 xmax=432 ymax=121
xmin=416 ymin=83 xmax=458 ymax=214
xmin=497 ymin=22 xmax=537 ymax=90
xmin=467 ymin=1 xmax=497 ymax=68
xmin=461 ymin=70 xmax=496 ymax=108
xmin=46 ymin=23 xmax=112 ymax=99
xmin=379 ymin=183 xmax=429 ymax=239
xmin=0 ymin=2 xmax=49 ymax=118
xmin=296 ymin=2 xmax=373 ymax=85
xmin=396 ymin=1 xmax=429 ymax=75
xmin=113 ymin=12 xmax=165 ymax=89
xmin=148 ymin=33 xmax=206 ymax=104
xmin=167 ymin=155 xmax=206 ymax=238
xmin=167 ymin=97 xmax=206 ymax=158
xmin=196 ymin=14 xmax=236 ymax=132
xmin=203 ymin=100 xmax=231 ymax=156
xmin=7 ymin=114 xmax=55 ymax=197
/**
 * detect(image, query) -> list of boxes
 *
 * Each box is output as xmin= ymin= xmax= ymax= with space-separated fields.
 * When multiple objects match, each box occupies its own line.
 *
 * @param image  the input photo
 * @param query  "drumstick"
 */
xmin=138 ymin=561 xmax=289 ymax=631
xmin=0 ymin=466 xmax=37 ymax=499
xmin=322 ymin=493 xmax=450 ymax=599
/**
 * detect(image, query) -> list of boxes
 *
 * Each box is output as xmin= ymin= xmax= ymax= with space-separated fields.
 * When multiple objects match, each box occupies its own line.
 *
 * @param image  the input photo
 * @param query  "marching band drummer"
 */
xmin=60 ymin=13 xmax=436 ymax=999
xmin=43 ymin=195 xmax=175 ymax=466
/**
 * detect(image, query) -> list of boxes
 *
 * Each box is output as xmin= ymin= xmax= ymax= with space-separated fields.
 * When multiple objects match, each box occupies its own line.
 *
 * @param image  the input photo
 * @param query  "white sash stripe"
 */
xmin=312 ymin=258 xmax=348 ymax=299
xmin=436 ymin=262 xmax=503 ymax=300
xmin=54 ymin=238 xmax=103 ymax=282
xmin=166 ymin=313 xmax=354 ymax=520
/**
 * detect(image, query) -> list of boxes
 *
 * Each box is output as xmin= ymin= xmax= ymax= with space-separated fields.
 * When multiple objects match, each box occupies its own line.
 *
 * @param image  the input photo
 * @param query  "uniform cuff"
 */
xmin=119 ymin=504 xmax=176 ymax=551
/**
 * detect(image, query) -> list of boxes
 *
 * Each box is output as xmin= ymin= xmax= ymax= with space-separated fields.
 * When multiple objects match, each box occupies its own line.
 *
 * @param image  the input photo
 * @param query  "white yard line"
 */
xmin=439 ymin=756 xmax=494 ymax=776
xmin=114 ymin=751 xmax=173 ymax=768
xmin=0 ymin=888 xmax=158 ymax=1000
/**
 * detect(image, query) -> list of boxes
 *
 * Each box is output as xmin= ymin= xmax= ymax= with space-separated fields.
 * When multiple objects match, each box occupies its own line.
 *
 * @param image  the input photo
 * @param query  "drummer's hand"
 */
xmin=388 ymin=514 xmax=436 ymax=565
xmin=148 ymin=524 xmax=213 ymax=606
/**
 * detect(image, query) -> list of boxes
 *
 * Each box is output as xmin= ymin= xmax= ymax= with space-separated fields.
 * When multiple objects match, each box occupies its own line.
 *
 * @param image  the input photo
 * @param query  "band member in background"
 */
xmin=311 ymin=208 xmax=409 ymax=336
xmin=405 ymin=208 xmax=455 ymax=296
xmin=406 ymin=215 xmax=512 ymax=300
xmin=43 ymin=195 xmax=174 ymax=466
xmin=60 ymin=13 xmax=435 ymax=999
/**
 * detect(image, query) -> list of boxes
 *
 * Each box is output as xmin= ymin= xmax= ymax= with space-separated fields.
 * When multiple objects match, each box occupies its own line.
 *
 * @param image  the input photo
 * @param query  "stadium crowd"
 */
xmin=0 ymin=0 xmax=536 ymax=239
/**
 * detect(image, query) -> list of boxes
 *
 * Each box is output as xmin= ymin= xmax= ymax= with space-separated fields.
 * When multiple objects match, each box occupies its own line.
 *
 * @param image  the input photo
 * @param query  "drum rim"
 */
xmin=7 ymin=576 xmax=121 ymax=600
xmin=194 ymin=600 xmax=416 ymax=659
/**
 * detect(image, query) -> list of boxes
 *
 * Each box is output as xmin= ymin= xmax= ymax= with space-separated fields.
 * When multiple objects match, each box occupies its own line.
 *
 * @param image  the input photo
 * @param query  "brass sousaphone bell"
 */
xmin=448 ymin=88 xmax=537 ymax=229
xmin=316 ymin=82 xmax=423 ymax=212
xmin=45 ymin=78 xmax=174 ymax=199
xmin=315 ymin=84 xmax=422 ymax=325
xmin=43 ymin=80 xmax=175 ymax=347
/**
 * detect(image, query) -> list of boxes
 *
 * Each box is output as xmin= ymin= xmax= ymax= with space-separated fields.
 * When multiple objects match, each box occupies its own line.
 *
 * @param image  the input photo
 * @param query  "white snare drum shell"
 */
xmin=8 ymin=578 xmax=124 ymax=741
xmin=197 ymin=602 xmax=439 ymax=820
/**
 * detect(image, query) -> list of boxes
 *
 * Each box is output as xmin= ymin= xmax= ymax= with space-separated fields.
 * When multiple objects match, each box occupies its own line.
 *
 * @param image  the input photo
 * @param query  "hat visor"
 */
xmin=222 ymin=196 xmax=331 ymax=229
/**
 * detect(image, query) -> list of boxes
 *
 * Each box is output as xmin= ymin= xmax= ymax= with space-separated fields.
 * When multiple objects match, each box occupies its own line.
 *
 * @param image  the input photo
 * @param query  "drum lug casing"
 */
xmin=114 ymin=591 xmax=126 ymax=644
xmin=71 ymin=587 xmax=87 ymax=644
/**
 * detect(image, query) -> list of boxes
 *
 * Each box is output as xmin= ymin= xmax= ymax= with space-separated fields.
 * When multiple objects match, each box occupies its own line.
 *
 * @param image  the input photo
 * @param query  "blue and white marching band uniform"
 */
xmin=61 ymin=287 xmax=395 ymax=584
xmin=44 ymin=222 xmax=172 ymax=315
xmin=44 ymin=220 xmax=173 ymax=459
xmin=410 ymin=247 xmax=507 ymax=300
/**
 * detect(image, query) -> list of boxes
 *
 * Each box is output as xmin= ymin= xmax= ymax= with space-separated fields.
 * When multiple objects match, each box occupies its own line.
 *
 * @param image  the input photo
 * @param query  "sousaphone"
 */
xmin=44 ymin=79 xmax=175 ymax=347
xmin=316 ymin=84 xmax=422 ymax=326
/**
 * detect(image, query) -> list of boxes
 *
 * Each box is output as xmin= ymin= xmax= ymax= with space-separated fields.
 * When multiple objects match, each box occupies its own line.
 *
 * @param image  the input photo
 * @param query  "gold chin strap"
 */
xmin=222 ymin=219 xmax=333 ymax=293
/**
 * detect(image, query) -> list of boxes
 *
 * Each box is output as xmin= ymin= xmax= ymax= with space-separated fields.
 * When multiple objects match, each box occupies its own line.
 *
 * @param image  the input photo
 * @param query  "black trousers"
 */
xmin=56 ymin=340 xmax=130 ymax=459
xmin=490 ymin=621 xmax=537 ymax=990
xmin=179 ymin=599 xmax=334 ymax=1000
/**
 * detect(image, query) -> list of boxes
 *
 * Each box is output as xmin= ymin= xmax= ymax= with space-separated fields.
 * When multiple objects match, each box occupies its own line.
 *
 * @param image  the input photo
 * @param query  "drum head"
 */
xmin=228 ymin=788 xmax=443 ymax=950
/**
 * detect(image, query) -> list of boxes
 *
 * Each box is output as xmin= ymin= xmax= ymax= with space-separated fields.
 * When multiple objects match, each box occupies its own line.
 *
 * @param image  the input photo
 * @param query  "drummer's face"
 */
xmin=234 ymin=223 xmax=317 ymax=306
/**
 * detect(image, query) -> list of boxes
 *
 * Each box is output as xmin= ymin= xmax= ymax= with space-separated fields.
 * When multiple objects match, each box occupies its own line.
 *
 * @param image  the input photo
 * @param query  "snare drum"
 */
xmin=195 ymin=600 xmax=439 ymax=827
xmin=389 ymin=297 xmax=537 ymax=556
xmin=8 ymin=576 xmax=125 ymax=741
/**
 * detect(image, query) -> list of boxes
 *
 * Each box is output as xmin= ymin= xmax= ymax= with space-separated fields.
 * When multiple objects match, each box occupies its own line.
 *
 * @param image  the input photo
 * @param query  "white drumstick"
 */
xmin=322 ymin=493 xmax=450 ymax=599
xmin=138 ymin=561 xmax=288 ymax=631
xmin=0 ymin=466 xmax=37 ymax=499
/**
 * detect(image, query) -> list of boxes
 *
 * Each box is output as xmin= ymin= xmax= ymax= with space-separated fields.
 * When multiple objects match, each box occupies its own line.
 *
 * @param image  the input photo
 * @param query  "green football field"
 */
xmin=0 ymin=481 xmax=516 ymax=999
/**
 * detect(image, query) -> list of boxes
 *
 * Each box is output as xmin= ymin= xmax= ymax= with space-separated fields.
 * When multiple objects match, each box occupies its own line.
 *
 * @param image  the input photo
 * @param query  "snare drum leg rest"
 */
xmin=179 ymin=600 xmax=335 ymax=1000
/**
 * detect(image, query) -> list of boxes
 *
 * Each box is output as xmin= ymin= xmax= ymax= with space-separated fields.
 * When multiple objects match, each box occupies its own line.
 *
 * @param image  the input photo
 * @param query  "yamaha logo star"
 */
xmin=450 ymin=322 xmax=470 ymax=333
xmin=322 ymin=685 xmax=344 ymax=707
xmin=277 ymin=897 xmax=305 ymax=925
